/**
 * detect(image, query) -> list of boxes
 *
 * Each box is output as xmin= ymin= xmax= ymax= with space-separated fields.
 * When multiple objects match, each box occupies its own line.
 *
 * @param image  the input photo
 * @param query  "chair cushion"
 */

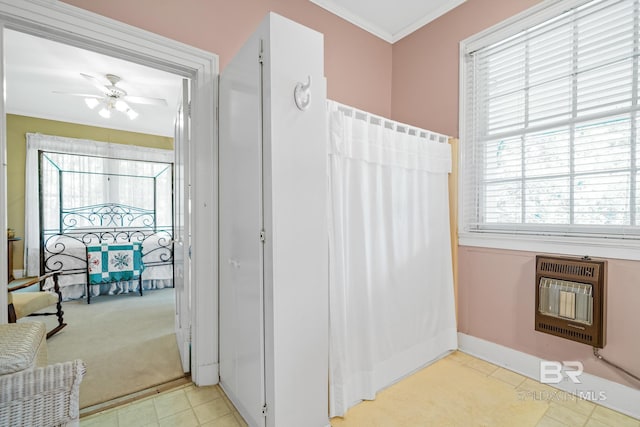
xmin=0 ymin=323 xmax=47 ymax=374
xmin=11 ymin=292 xmax=58 ymax=319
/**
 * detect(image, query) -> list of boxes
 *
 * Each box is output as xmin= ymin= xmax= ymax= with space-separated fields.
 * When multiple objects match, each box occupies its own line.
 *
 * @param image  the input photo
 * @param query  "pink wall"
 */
xmin=61 ymin=0 xmax=392 ymax=118
xmin=458 ymin=246 xmax=640 ymax=389
xmin=62 ymin=0 xmax=640 ymax=390
xmin=390 ymin=0 xmax=640 ymax=389
xmin=391 ymin=0 xmax=541 ymax=136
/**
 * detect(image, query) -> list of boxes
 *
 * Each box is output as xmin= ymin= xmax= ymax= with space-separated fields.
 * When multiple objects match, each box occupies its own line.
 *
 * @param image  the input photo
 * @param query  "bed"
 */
xmin=41 ymin=203 xmax=173 ymax=302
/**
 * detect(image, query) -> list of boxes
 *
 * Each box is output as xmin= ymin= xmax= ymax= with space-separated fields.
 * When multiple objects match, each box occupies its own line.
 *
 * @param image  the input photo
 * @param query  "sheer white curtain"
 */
xmin=24 ymin=133 xmax=173 ymax=276
xmin=327 ymin=101 xmax=458 ymax=417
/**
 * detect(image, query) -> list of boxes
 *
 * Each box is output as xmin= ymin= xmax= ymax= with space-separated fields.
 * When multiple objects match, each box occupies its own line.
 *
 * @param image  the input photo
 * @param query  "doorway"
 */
xmin=6 ymin=29 xmax=185 ymax=408
xmin=0 ymin=0 xmax=219 ymax=393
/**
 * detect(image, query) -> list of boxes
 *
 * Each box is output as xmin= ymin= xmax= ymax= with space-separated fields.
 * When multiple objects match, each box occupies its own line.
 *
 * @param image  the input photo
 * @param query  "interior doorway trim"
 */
xmin=0 ymin=0 xmax=219 ymax=385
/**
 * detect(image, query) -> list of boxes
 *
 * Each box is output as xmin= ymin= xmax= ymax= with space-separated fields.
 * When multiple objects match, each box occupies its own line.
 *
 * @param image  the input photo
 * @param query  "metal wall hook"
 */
xmin=294 ymin=76 xmax=311 ymax=111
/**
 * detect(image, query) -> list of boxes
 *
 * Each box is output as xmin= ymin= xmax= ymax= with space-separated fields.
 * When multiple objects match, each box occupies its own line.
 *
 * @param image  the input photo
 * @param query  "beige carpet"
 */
xmin=24 ymin=287 xmax=185 ymax=408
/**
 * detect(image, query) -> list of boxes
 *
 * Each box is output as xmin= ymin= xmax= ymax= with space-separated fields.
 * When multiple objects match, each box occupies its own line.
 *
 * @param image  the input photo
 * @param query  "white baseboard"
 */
xmin=458 ymin=333 xmax=640 ymax=420
xmin=194 ymin=362 xmax=219 ymax=386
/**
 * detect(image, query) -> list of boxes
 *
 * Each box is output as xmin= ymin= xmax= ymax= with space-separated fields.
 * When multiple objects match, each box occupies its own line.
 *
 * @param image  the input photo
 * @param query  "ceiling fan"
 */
xmin=54 ymin=73 xmax=168 ymax=120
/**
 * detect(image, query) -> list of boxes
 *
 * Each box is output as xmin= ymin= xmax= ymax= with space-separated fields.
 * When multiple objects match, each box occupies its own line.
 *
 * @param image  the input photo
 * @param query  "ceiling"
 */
xmin=310 ymin=0 xmax=466 ymax=43
xmin=5 ymin=30 xmax=184 ymax=138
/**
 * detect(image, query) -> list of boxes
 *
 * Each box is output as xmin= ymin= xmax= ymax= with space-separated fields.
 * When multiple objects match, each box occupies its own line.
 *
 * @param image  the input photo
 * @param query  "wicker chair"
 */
xmin=0 ymin=359 xmax=85 ymax=427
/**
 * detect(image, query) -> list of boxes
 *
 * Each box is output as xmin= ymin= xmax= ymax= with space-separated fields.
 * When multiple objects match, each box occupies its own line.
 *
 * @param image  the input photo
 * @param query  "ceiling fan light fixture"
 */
xmin=85 ymin=98 xmax=100 ymax=109
xmin=126 ymin=108 xmax=139 ymax=120
xmin=114 ymin=99 xmax=128 ymax=112
xmin=61 ymin=73 xmax=163 ymax=121
xmin=98 ymin=107 xmax=111 ymax=119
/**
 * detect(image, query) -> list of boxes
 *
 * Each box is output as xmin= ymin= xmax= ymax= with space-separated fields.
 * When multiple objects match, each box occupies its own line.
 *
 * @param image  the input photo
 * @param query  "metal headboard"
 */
xmin=60 ymin=203 xmax=156 ymax=232
xmin=41 ymin=202 xmax=173 ymax=277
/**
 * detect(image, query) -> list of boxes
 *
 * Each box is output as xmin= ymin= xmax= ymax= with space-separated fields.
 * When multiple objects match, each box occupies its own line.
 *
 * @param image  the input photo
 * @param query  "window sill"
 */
xmin=458 ymin=232 xmax=640 ymax=261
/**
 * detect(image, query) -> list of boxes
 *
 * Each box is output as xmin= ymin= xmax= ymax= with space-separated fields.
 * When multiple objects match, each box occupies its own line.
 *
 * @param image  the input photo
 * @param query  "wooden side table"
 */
xmin=7 ymin=237 xmax=21 ymax=282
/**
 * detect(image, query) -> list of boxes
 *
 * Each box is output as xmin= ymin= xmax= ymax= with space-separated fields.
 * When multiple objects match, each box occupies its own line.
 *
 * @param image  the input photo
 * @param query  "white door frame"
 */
xmin=0 ymin=0 xmax=219 ymax=385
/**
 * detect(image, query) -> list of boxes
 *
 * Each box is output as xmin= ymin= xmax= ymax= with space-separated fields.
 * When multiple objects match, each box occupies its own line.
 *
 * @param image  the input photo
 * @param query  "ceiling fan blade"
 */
xmin=80 ymin=73 xmax=110 ymax=95
xmin=52 ymin=91 xmax=102 ymax=98
xmin=125 ymin=95 xmax=168 ymax=107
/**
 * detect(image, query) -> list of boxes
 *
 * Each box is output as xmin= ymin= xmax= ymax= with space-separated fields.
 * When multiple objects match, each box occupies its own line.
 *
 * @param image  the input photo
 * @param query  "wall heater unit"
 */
xmin=535 ymin=255 xmax=607 ymax=348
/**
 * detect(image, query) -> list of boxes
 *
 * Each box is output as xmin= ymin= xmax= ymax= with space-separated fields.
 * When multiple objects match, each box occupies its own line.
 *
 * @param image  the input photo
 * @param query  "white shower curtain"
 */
xmin=327 ymin=101 xmax=458 ymax=417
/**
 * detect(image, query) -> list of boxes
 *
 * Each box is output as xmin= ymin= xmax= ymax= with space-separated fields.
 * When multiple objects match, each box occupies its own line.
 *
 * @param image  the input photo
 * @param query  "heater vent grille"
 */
xmin=538 ymin=261 xmax=595 ymax=279
xmin=537 ymin=323 xmax=594 ymax=344
xmin=535 ymin=255 xmax=606 ymax=348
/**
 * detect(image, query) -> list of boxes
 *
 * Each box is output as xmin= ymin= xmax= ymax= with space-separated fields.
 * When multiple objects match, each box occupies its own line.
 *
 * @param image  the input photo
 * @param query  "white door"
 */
xmin=218 ymin=30 xmax=266 ymax=427
xmin=174 ymin=78 xmax=191 ymax=373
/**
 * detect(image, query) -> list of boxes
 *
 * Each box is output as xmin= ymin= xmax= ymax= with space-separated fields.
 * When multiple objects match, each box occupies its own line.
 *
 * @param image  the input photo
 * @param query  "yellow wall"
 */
xmin=6 ymin=114 xmax=173 ymax=271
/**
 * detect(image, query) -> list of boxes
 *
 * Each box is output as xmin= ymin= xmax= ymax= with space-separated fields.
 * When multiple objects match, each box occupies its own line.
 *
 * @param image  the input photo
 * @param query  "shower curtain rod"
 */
xmin=327 ymin=99 xmax=451 ymax=144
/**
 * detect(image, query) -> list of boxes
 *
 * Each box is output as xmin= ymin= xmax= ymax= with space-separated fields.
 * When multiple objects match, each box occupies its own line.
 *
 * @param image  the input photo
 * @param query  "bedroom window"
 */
xmin=460 ymin=0 xmax=640 ymax=255
xmin=39 ymin=152 xmax=173 ymax=232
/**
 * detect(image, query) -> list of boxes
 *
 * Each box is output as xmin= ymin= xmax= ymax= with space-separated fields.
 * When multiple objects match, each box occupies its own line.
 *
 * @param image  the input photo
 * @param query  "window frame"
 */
xmin=458 ymin=0 xmax=640 ymax=261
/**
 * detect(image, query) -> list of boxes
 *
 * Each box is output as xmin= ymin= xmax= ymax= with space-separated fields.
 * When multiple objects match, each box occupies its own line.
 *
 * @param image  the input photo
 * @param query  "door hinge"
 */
xmin=259 ymin=39 xmax=264 ymax=64
xmin=259 ymin=230 xmax=266 ymax=243
xmin=261 ymin=403 xmax=268 ymax=416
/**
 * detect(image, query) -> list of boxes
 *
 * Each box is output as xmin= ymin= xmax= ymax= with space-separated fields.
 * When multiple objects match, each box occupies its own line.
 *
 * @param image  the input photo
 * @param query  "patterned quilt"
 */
xmin=87 ymin=243 xmax=144 ymax=285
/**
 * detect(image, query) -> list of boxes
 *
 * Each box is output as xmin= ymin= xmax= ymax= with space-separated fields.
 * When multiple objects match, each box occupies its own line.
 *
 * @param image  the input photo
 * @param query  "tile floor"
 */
xmin=447 ymin=351 xmax=640 ymax=427
xmin=81 ymin=351 xmax=639 ymax=427
xmin=331 ymin=351 xmax=640 ymax=427
xmin=80 ymin=383 xmax=247 ymax=427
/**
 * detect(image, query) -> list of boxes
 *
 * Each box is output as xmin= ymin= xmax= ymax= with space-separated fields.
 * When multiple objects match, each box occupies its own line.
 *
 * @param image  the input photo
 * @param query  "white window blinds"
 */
xmin=462 ymin=0 xmax=640 ymax=239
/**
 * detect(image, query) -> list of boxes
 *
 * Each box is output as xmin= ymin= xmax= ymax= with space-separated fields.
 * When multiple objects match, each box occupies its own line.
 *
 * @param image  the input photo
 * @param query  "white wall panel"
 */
xmin=219 ymin=12 xmax=328 ymax=427
xmin=262 ymin=13 xmax=328 ymax=427
xmin=219 ymin=17 xmax=266 ymax=427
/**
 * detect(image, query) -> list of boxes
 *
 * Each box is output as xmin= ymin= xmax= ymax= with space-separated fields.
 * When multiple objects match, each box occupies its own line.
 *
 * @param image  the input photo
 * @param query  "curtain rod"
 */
xmin=326 ymin=99 xmax=450 ymax=144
